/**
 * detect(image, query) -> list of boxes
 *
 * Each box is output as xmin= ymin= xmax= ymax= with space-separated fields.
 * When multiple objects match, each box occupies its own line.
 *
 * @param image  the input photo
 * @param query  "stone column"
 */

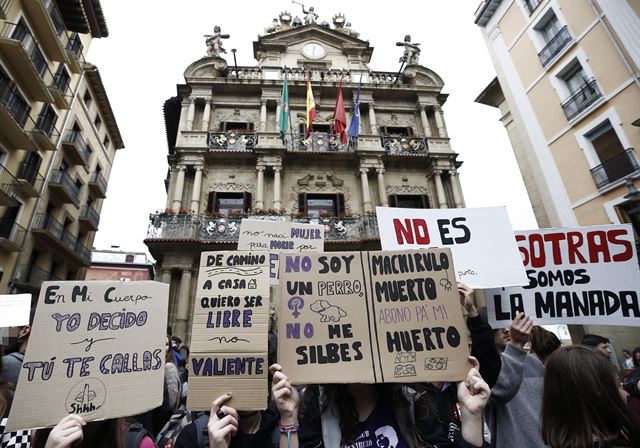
xmin=201 ymin=99 xmax=211 ymax=131
xmin=172 ymin=165 xmax=186 ymax=211
xmin=160 ymin=268 xmax=172 ymax=284
xmin=376 ymin=168 xmax=388 ymax=206
xmin=368 ymin=102 xmax=377 ymax=134
xmin=419 ymin=105 xmax=432 ymax=137
xmin=434 ymin=105 xmax=448 ymax=138
xmin=360 ymin=168 xmax=372 ymax=213
xmin=165 ymin=169 xmax=175 ymax=209
xmin=433 ymin=170 xmax=448 ymax=208
xmin=259 ymin=99 xmax=268 ymax=132
xmin=186 ymin=98 xmax=196 ymax=130
xmin=190 ymin=166 xmax=204 ymax=214
xmin=255 ymin=165 xmax=265 ymax=210
xmin=273 ymin=166 xmax=282 ymax=209
xmin=174 ymin=269 xmax=192 ymax=338
xmin=450 ymin=170 xmax=464 ymax=208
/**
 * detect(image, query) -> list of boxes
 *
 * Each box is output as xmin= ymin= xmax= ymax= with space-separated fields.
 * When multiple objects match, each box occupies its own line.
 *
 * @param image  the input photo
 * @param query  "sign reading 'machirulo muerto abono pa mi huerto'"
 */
xmin=6 ymin=281 xmax=169 ymax=431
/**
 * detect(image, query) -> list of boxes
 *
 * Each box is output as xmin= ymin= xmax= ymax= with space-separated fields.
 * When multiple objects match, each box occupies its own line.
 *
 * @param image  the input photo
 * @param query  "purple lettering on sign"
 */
xmin=288 ymin=296 xmax=304 ymax=318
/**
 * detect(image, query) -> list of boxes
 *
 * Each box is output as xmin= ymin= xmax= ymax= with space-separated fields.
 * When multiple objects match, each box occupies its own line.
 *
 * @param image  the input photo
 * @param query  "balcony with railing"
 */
xmin=146 ymin=213 xmax=383 ymax=244
xmin=15 ymin=160 xmax=45 ymax=197
xmin=61 ymin=129 xmax=91 ymax=166
xmin=538 ymin=26 xmax=572 ymax=67
xmin=79 ymin=205 xmax=100 ymax=231
xmin=290 ymin=132 xmax=353 ymax=153
xmin=208 ymin=131 xmax=257 ymax=151
xmin=561 ymin=78 xmax=602 ymax=121
xmin=48 ymin=169 xmax=80 ymax=206
xmin=0 ymin=162 xmax=18 ymax=206
xmin=14 ymin=263 xmax=57 ymax=292
xmin=224 ymin=67 xmax=401 ymax=86
xmin=50 ymin=68 xmax=72 ymax=109
xmin=88 ymin=171 xmax=107 ymax=198
xmin=590 ymin=148 xmax=640 ymax=190
xmin=22 ymin=0 xmax=69 ymax=62
xmin=31 ymin=212 xmax=90 ymax=266
xmin=66 ymin=32 xmax=84 ymax=73
xmin=0 ymin=21 xmax=55 ymax=102
xmin=523 ymin=0 xmax=542 ymax=15
xmin=0 ymin=217 xmax=26 ymax=252
xmin=381 ymin=136 xmax=428 ymax=155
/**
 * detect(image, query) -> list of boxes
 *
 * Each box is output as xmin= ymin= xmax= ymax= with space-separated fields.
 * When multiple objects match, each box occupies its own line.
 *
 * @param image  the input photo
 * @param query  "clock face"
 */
xmin=302 ymin=42 xmax=326 ymax=59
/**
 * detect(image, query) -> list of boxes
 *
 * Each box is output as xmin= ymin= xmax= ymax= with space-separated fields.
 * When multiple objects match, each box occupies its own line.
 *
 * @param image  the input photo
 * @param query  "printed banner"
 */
xmin=188 ymin=251 xmax=270 ymax=411
xmin=376 ymin=206 xmax=528 ymax=288
xmin=486 ymin=225 xmax=640 ymax=327
xmin=278 ymin=249 xmax=470 ymax=384
xmin=0 ymin=294 xmax=31 ymax=327
xmin=6 ymin=281 xmax=168 ymax=431
xmin=238 ymin=219 xmax=324 ymax=284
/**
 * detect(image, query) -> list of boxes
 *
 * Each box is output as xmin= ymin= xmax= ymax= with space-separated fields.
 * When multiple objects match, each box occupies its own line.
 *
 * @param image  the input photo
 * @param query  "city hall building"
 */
xmin=145 ymin=12 xmax=465 ymax=340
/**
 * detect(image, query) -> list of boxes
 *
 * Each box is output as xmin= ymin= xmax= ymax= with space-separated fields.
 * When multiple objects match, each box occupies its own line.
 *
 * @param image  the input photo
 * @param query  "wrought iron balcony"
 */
xmin=590 ymin=148 xmax=639 ymax=189
xmin=381 ymin=136 xmax=428 ymax=155
xmin=208 ymin=131 xmax=257 ymax=151
xmin=21 ymin=0 xmax=69 ymax=62
xmin=65 ymin=32 xmax=83 ymax=73
xmin=79 ymin=205 xmax=100 ymax=231
xmin=16 ymin=160 xmax=45 ymax=197
xmin=75 ymin=240 xmax=91 ymax=265
xmin=61 ymin=129 xmax=90 ymax=165
xmin=88 ymin=171 xmax=107 ymax=198
xmin=561 ymin=78 xmax=602 ymax=121
xmin=292 ymin=132 xmax=352 ymax=153
xmin=538 ymin=26 xmax=572 ymax=67
xmin=31 ymin=212 xmax=90 ymax=266
xmin=0 ymin=82 xmax=31 ymax=128
xmin=146 ymin=213 xmax=383 ymax=243
xmin=0 ymin=218 xmax=26 ymax=252
xmin=15 ymin=264 xmax=52 ymax=291
xmin=0 ymin=162 xmax=18 ymax=206
xmin=524 ymin=0 xmax=542 ymax=15
xmin=48 ymin=169 xmax=80 ymax=205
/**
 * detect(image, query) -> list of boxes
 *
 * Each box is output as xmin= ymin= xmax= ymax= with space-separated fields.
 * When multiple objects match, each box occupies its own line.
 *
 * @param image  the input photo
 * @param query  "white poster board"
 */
xmin=376 ymin=206 xmax=528 ymax=288
xmin=0 ymin=294 xmax=31 ymax=327
xmin=486 ymin=225 xmax=640 ymax=327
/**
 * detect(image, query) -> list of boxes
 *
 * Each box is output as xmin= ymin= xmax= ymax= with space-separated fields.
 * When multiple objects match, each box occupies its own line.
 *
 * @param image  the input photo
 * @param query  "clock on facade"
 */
xmin=302 ymin=42 xmax=326 ymax=59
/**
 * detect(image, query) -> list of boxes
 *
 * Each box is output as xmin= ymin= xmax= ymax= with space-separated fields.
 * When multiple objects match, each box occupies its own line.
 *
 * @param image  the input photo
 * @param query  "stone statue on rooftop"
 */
xmin=204 ymin=26 xmax=230 ymax=57
xmin=292 ymin=1 xmax=318 ymax=25
xmin=397 ymin=34 xmax=421 ymax=65
xmin=264 ymin=11 xmax=293 ymax=34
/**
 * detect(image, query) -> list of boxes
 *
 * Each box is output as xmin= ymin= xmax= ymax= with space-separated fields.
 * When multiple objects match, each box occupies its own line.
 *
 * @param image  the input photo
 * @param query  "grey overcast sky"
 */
xmin=88 ymin=0 xmax=538 ymax=258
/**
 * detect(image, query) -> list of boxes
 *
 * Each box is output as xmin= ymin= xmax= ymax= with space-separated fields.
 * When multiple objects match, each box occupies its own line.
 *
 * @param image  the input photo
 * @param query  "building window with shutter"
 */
xmin=207 ymin=192 xmax=252 ymax=215
xmin=298 ymin=193 xmax=345 ymax=217
xmin=388 ymin=194 xmax=429 ymax=208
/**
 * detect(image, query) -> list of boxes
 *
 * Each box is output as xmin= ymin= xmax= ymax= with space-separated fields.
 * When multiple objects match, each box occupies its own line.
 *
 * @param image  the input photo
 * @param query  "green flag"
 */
xmin=279 ymin=70 xmax=289 ymax=143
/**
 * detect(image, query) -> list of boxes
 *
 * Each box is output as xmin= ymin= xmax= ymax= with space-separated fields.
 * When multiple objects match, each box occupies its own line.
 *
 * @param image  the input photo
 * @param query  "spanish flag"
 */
xmin=305 ymin=71 xmax=316 ymax=138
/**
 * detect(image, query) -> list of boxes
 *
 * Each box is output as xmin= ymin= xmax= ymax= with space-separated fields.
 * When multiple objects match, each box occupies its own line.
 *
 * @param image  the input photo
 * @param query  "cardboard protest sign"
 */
xmin=278 ymin=249 xmax=470 ymax=384
xmin=0 ymin=294 xmax=31 ymax=327
xmin=6 ymin=281 xmax=168 ymax=431
xmin=238 ymin=219 xmax=324 ymax=284
xmin=376 ymin=206 xmax=528 ymax=288
xmin=188 ymin=251 xmax=270 ymax=411
xmin=486 ymin=224 xmax=640 ymax=328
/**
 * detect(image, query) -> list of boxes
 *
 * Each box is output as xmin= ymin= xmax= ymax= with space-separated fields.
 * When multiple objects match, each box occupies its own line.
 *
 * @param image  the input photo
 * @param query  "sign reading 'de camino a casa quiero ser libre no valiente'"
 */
xmin=188 ymin=251 xmax=270 ymax=411
xmin=487 ymin=224 xmax=640 ymax=328
xmin=278 ymin=249 xmax=471 ymax=385
xmin=6 ymin=281 xmax=169 ymax=432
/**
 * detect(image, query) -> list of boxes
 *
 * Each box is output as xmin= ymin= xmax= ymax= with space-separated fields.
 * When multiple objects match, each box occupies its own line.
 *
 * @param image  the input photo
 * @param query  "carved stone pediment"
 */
xmin=401 ymin=65 xmax=444 ymax=88
xmin=184 ymin=57 xmax=229 ymax=80
xmin=209 ymin=182 xmax=256 ymax=193
xmin=291 ymin=172 xmax=352 ymax=213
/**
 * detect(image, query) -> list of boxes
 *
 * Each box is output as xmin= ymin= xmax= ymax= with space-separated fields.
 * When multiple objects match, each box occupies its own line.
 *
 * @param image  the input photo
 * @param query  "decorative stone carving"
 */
xmin=204 ymin=26 xmax=230 ymax=57
xmin=208 ymin=182 xmax=256 ymax=193
xmin=290 ymin=173 xmax=352 ymax=214
xmin=397 ymin=35 xmax=421 ymax=65
xmin=386 ymin=184 xmax=434 ymax=207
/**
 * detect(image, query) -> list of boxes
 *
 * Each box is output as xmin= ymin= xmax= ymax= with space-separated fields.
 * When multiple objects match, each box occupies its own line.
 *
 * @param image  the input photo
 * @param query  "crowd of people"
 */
xmin=1 ymin=284 xmax=639 ymax=448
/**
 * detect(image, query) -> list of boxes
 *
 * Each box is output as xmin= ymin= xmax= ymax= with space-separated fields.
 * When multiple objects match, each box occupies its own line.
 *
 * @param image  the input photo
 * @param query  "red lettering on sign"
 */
xmin=392 ymin=218 xmax=430 ymax=245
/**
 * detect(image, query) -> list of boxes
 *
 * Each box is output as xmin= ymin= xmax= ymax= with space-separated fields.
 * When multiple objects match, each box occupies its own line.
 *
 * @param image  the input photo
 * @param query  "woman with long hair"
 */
xmin=529 ymin=326 xmax=561 ymax=364
xmin=541 ymin=345 xmax=640 ymax=448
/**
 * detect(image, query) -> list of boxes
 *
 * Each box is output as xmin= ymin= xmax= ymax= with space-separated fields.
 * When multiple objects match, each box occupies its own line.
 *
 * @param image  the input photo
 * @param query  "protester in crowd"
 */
xmin=529 ymin=326 xmax=561 ymax=364
xmin=285 ymin=357 xmax=490 ymax=448
xmin=622 ymin=349 xmax=634 ymax=370
xmin=581 ymin=334 xmax=612 ymax=359
xmin=0 ymin=349 xmax=14 ymax=420
xmin=32 ymin=416 xmax=158 ymax=448
xmin=632 ymin=347 xmax=640 ymax=368
xmin=622 ymin=356 xmax=640 ymax=420
xmin=458 ymin=283 xmax=501 ymax=388
xmin=541 ymin=345 xmax=640 ymax=448
xmin=486 ymin=313 xmax=557 ymax=448
xmin=0 ymin=311 xmax=34 ymax=386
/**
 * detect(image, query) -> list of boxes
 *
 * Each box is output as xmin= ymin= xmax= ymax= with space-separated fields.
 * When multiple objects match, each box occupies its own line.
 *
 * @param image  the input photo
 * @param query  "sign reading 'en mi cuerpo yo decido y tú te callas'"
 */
xmin=278 ymin=249 xmax=471 ymax=385
xmin=7 ymin=281 xmax=168 ymax=431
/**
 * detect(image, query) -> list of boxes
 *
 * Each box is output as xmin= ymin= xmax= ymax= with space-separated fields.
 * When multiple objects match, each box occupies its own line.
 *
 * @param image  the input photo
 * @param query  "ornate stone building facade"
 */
xmin=145 ymin=13 xmax=465 ymax=340
xmin=0 ymin=0 xmax=123 ymax=300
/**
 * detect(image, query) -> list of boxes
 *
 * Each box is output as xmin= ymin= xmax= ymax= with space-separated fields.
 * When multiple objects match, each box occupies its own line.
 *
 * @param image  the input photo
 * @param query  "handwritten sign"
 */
xmin=486 ymin=225 xmax=640 ymax=327
xmin=6 ymin=281 xmax=168 ymax=431
xmin=376 ymin=206 xmax=528 ymax=288
xmin=238 ymin=219 xmax=325 ymax=285
xmin=188 ymin=251 xmax=270 ymax=411
xmin=0 ymin=294 xmax=31 ymax=327
xmin=278 ymin=249 xmax=470 ymax=384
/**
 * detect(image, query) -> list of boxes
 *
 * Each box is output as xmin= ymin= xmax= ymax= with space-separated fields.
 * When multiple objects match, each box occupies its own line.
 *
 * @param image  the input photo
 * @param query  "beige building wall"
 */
xmin=475 ymin=0 xmax=640 ymax=356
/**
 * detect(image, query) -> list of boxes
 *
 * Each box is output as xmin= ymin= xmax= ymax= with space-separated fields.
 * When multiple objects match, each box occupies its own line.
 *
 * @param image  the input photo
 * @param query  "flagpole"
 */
xmin=287 ymin=67 xmax=294 ymax=152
